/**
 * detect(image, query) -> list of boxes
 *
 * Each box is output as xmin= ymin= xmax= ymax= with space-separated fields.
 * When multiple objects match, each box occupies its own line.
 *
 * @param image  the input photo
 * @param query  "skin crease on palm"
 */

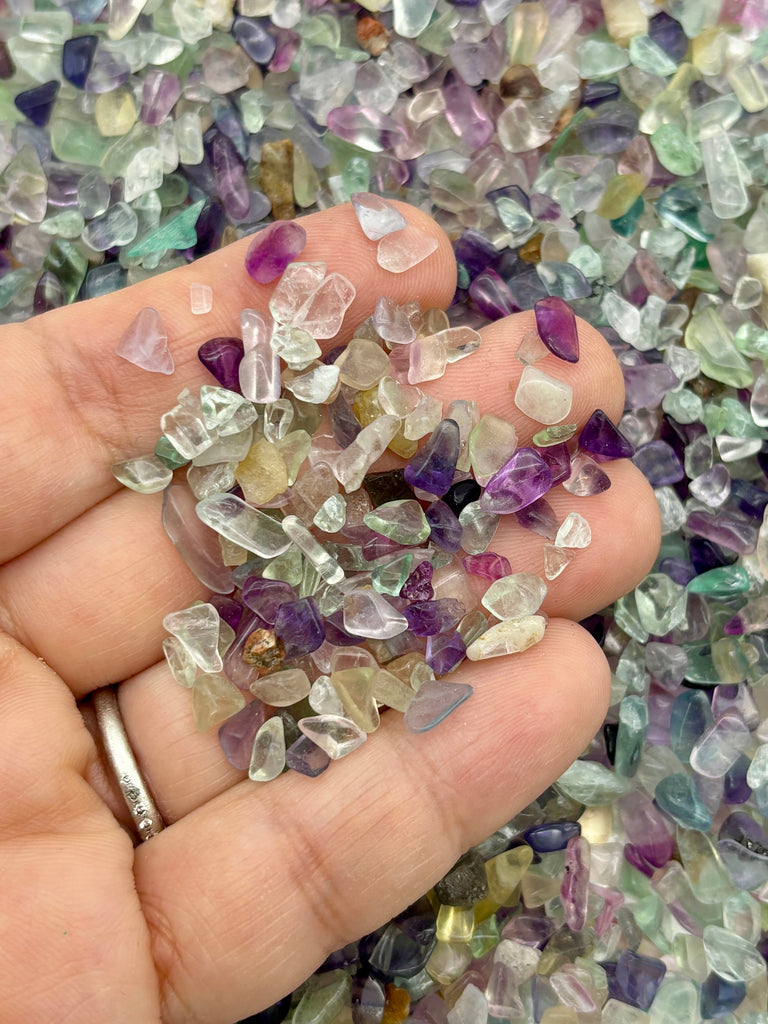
xmin=0 ymin=202 xmax=661 ymax=1024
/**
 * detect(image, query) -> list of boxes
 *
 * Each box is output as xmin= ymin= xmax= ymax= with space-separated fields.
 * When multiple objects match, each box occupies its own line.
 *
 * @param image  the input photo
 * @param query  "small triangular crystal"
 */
xmin=116 ymin=306 xmax=173 ymax=374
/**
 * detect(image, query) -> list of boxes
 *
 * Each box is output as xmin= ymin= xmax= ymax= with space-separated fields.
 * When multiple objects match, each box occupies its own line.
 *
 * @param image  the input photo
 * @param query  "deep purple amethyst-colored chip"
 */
xmin=198 ymin=336 xmax=245 ymax=392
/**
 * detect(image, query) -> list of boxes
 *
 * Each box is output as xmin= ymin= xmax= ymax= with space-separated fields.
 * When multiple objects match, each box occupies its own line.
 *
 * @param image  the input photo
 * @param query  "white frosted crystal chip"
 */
xmin=294 ymin=273 xmax=356 ymax=340
xmin=408 ymin=333 xmax=448 ymax=384
xmin=270 ymin=325 xmax=321 ymax=369
xmin=544 ymin=543 xmax=574 ymax=580
xmin=333 ymin=414 xmax=400 ymax=492
xmin=200 ymin=386 xmax=258 ymax=435
xmin=249 ymin=668 xmax=311 ymax=707
xmin=298 ymin=714 xmax=367 ymax=759
xmin=160 ymin=389 xmax=213 ymax=459
xmin=351 ymin=191 xmax=407 ymax=239
xmin=190 ymin=282 xmax=212 ymax=314
xmin=309 ymin=675 xmax=345 ymax=716
xmin=377 ymin=224 xmax=439 ymax=273
xmin=192 ymin=673 xmax=245 ymax=732
xmin=116 ymin=306 xmax=174 ymax=374
xmin=196 ymin=493 xmax=292 ymax=557
xmin=343 ymin=589 xmax=408 ymax=639
xmin=249 ymin=717 xmax=286 ymax=781
xmin=284 ymin=363 xmax=340 ymax=404
xmin=281 ymin=514 xmax=345 ymax=584
xmin=441 ymin=325 xmax=482 ymax=363
xmin=163 ymin=635 xmax=197 ymax=688
xmin=469 ymin=414 xmax=518 ymax=486
xmin=481 ymin=573 xmax=547 ymax=620
xmin=163 ymin=602 xmax=223 ymax=673
xmin=554 ymin=512 xmax=592 ymax=549
xmin=269 ymin=262 xmax=326 ymax=325
xmin=465 ymin=615 xmax=547 ymax=660
xmin=514 ymin=365 xmax=573 ymax=425
xmin=241 ymin=308 xmax=273 ymax=352
xmin=112 ymin=453 xmax=172 ymax=493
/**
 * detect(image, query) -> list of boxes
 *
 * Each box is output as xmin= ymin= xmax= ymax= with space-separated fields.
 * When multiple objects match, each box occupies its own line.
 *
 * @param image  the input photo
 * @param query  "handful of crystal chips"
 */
xmin=112 ymin=195 xmax=634 ymax=783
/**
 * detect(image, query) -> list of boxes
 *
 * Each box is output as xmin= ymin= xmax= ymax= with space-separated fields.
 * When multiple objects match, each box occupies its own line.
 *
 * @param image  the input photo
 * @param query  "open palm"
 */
xmin=0 ymin=203 xmax=660 ymax=1024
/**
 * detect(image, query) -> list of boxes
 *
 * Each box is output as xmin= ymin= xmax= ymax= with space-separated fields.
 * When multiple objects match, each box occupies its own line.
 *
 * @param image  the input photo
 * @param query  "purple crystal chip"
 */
xmin=286 ymin=734 xmax=330 ymax=777
xmin=462 ymin=552 xmax=511 ymax=581
xmin=198 ymin=336 xmax=245 ymax=392
xmin=218 ymin=698 xmax=267 ymax=770
xmin=534 ymin=296 xmax=580 ymax=363
xmin=403 ymin=599 xmax=465 ymax=637
xmin=425 ymin=630 xmax=467 ymax=676
xmin=274 ymin=597 xmax=325 ymax=659
xmin=479 ymin=448 xmax=553 ymax=514
xmin=608 ymin=950 xmax=666 ymax=1011
xmin=400 ymin=561 xmax=434 ymax=601
xmin=241 ymin=577 xmax=296 ymax=624
xmin=578 ymin=410 xmax=634 ymax=461
xmin=404 ymin=419 xmax=460 ymax=496
xmin=425 ymin=500 xmax=463 ymax=553
xmin=244 ymin=220 xmax=308 ymax=284
xmin=538 ymin=442 xmax=571 ymax=485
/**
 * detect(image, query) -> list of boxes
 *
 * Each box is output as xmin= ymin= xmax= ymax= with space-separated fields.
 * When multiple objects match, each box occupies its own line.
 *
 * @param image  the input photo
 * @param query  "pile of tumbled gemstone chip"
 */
xmin=114 ymin=202 xmax=635 ymax=783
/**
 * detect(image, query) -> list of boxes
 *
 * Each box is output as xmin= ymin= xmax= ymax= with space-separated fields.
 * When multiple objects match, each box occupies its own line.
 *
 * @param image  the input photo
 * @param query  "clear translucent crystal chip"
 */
xmin=112 ymin=454 xmax=172 ymax=493
xmin=163 ymin=604 xmax=223 ymax=674
xmin=298 ymin=714 xmax=367 ymax=759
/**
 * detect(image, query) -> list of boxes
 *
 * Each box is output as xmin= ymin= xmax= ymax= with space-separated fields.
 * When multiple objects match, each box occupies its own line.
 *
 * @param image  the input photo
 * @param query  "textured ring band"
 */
xmin=93 ymin=686 xmax=165 ymax=842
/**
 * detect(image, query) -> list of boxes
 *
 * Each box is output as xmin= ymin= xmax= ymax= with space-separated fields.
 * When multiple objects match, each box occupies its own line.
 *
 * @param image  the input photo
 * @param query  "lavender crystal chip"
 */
xmin=538 ymin=443 xmax=571 ymax=486
xmin=515 ymin=496 xmax=559 ymax=540
xmin=403 ymin=599 xmax=465 ymax=637
xmin=286 ymin=734 xmax=330 ymax=777
xmin=218 ymin=698 xmax=267 ymax=770
xmin=274 ymin=597 xmax=325 ymax=658
xmin=608 ymin=950 xmax=666 ymax=1011
xmin=198 ymin=336 xmax=245 ymax=392
xmin=534 ymin=296 xmax=580 ymax=363
xmin=648 ymin=10 xmax=688 ymax=62
xmin=480 ymin=448 xmax=554 ymax=514
xmin=209 ymin=594 xmax=244 ymax=632
xmin=241 ymin=577 xmax=296 ymax=624
xmin=524 ymin=820 xmax=581 ymax=853
xmin=403 ymin=679 xmax=473 ymax=733
xmin=425 ymin=500 xmax=463 ymax=553
xmin=578 ymin=409 xmax=635 ymax=461
xmin=425 ymin=630 xmax=467 ymax=676
xmin=462 ymin=552 xmax=511 ymax=581
xmin=403 ymin=419 xmax=460 ymax=496
xmin=400 ymin=561 xmax=434 ymax=601
xmin=245 ymin=220 xmax=308 ymax=284
xmin=632 ymin=440 xmax=684 ymax=486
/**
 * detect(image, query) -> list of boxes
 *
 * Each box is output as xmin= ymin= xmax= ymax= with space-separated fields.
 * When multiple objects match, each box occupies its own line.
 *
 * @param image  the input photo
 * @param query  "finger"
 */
xmin=478 ymin=458 xmax=661 ymax=619
xmin=133 ymin=618 xmax=609 ymax=1024
xmin=427 ymin=309 xmax=626 ymax=440
xmin=0 ymin=202 xmax=455 ymax=563
xmin=0 ymin=631 xmax=162 ymax=1023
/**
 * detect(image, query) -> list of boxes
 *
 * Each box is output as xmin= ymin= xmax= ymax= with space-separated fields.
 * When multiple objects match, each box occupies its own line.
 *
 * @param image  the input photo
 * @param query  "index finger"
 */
xmin=0 ymin=202 xmax=455 ymax=562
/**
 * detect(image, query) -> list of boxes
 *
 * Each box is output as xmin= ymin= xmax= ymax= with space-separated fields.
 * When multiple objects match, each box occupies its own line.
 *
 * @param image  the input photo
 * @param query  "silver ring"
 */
xmin=93 ymin=687 xmax=165 ymax=842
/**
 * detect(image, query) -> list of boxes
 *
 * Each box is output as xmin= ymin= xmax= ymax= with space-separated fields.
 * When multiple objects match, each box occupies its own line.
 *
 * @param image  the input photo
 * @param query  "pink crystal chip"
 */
xmin=245 ymin=220 xmax=308 ymax=284
xmin=534 ymin=296 xmax=580 ymax=363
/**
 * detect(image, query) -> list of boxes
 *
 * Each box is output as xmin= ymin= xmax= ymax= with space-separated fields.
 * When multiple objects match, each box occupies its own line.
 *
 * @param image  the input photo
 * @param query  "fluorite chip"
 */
xmin=578 ymin=409 xmax=635 ymax=460
xmin=245 ymin=220 xmax=308 ymax=284
xmin=533 ymin=296 xmax=580 ymax=363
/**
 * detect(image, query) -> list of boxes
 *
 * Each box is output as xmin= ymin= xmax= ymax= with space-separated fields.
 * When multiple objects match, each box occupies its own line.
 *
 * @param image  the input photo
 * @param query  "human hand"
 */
xmin=0 ymin=202 xmax=660 ymax=1024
